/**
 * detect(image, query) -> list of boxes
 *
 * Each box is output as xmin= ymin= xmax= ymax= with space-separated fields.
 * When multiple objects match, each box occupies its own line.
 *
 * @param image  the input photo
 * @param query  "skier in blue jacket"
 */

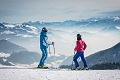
xmin=38 ymin=27 xmax=54 ymax=68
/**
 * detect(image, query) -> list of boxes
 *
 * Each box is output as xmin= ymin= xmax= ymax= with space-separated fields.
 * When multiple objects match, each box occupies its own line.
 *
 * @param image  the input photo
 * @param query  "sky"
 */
xmin=0 ymin=0 xmax=120 ymax=23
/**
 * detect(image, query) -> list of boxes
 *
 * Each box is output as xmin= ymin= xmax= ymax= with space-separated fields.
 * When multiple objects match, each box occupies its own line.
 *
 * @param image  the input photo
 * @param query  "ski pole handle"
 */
xmin=52 ymin=42 xmax=54 ymax=45
xmin=74 ymin=51 xmax=76 ymax=54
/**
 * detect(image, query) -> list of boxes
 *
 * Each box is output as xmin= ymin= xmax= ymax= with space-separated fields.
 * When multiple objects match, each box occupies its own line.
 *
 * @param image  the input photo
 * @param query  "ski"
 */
xmin=37 ymin=67 xmax=49 ymax=69
xmin=71 ymin=68 xmax=89 ymax=71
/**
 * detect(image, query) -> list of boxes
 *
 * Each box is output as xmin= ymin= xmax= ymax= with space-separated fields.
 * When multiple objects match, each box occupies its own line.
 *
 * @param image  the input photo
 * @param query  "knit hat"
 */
xmin=77 ymin=34 xmax=82 ymax=40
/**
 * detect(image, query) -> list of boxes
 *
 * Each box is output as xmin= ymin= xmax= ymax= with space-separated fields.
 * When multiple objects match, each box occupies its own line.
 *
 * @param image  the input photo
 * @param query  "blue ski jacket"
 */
xmin=40 ymin=30 xmax=52 ymax=49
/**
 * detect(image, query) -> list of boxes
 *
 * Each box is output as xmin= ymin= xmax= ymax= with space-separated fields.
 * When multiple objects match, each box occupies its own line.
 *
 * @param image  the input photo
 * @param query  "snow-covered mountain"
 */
xmin=1 ymin=16 xmax=119 ymax=39
xmin=0 ymin=40 xmax=67 ymax=67
xmin=24 ymin=16 xmax=120 ymax=28
xmin=99 ymin=26 xmax=120 ymax=34
xmin=0 ymin=16 xmax=120 ymax=67
xmin=0 ymin=23 xmax=40 ymax=37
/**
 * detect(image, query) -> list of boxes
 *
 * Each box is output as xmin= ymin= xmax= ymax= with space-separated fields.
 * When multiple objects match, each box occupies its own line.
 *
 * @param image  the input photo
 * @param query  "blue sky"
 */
xmin=0 ymin=0 xmax=120 ymax=23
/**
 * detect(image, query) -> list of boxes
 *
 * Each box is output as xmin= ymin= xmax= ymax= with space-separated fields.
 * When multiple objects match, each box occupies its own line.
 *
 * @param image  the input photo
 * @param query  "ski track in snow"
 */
xmin=0 ymin=67 xmax=120 ymax=80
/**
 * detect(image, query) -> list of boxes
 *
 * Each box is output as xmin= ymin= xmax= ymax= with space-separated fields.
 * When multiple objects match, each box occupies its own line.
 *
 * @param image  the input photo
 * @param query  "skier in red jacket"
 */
xmin=73 ymin=34 xmax=88 ymax=70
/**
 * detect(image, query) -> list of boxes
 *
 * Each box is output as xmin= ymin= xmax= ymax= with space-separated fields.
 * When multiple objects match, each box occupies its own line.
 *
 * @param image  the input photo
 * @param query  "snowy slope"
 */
xmin=0 ymin=66 xmax=120 ymax=80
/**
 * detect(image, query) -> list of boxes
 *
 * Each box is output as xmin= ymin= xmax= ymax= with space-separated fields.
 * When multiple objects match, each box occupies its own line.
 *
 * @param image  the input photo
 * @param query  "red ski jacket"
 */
xmin=74 ymin=40 xmax=87 ymax=52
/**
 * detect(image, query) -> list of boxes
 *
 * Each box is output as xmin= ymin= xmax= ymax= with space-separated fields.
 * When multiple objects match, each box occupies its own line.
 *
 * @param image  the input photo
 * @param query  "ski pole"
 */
xmin=71 ymin=60 xmax=74 ymax=70
xmin=53 ymin=44 xmax=56 ymax=68
xmin=71 ymin=51 xmax=75 ymax=70
xmin=53 ymin=44 xmax=55 ymax=55
xmin=49 ymin=46 xmax=53 ymax=68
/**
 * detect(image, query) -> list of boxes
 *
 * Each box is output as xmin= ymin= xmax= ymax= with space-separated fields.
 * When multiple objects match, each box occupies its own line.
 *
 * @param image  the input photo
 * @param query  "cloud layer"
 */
xmin=0 ymin=0 xmax=120 ymax=23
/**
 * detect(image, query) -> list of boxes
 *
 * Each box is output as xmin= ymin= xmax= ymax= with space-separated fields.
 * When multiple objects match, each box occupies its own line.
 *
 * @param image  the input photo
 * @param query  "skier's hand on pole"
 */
xmin=74 ymin=50 xmax=76 ymax=54
xmin=52 ymin=42 xmax=54 ymax=45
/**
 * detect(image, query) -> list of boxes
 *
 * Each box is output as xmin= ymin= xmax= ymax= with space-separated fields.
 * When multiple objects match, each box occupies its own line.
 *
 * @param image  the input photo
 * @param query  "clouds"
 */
xmin=0 ymin=0 xmax=120 ymax=23
xmin=102 ymin=10 xmax=120 ymax=16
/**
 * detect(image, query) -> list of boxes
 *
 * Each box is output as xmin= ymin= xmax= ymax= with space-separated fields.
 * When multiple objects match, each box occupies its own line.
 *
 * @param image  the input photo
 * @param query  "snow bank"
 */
xmin=0 ymin=66 xmax=120 ymax=80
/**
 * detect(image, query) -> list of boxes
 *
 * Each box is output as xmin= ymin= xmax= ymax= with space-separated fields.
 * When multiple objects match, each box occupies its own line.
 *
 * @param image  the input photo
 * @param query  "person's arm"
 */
xmin=83 ymin=41 xmax=87 ymax=50
xmin=43 ymin=36 xmax=54 ymax=46
xmin=44 ymin=37 xmax=53 ymax=45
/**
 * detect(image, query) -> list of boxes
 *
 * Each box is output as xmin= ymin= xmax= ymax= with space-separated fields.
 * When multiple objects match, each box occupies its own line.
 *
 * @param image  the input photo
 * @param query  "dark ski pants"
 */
xmin=39 ymin=48 xmax=48 ymax=66
xmin=73 ymin=52 xmax=88 ymax=68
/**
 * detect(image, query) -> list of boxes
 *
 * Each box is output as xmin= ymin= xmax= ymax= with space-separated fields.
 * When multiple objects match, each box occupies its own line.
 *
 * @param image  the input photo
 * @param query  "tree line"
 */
xmin=59 ymin=62 xmax=120 ymax=70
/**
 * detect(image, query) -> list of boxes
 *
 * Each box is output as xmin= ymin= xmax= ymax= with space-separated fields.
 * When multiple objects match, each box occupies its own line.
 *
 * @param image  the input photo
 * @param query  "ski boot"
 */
xmin=82 ymin=67 xmax=89 ymax=70
xmin=72 ymin=67 xmax=81 ymax=70
xmin=37 ymin=65 xmax=49 ymax=69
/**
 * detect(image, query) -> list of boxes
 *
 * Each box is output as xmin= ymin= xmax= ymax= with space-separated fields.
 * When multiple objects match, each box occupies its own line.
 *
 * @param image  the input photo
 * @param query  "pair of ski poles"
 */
xmin=49 ymin=44 xmax=55 ymax=55
xmin=49 ymin=44 xmax=55 ymax=68
xmin=49 ymin=45 xmax=77 ymax=69
xmin=49 ymin=46 xmax=75 ymax=69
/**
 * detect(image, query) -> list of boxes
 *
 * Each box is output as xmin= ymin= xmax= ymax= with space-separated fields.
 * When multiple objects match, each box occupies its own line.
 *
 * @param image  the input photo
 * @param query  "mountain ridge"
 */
xmin=61 ymin=42 xmax=120 ymax=68
xmin=0 ymin=40 xmax=27 ymax=54
xmin=79 ymin=42 xmax=120 ymax=68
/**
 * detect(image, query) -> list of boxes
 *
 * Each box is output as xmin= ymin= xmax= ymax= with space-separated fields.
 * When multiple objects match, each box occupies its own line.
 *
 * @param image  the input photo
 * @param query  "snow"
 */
xmin=2 ymin=30 xmax=15 ymax=34
xmin=48 ymin=54 xmax=61 ymax=57
xmin=15 ymin=34 xmax=33 ymax=38
xmin=3 ymin=24 xmax=15 ymax=28
xmin=116 ymin=26 xmax=120 ymax=30
xmin=0 ymin=52 xmax=10 ymax=58
xmin=113 ymin=16 xmax=120 ymax=21
xmin=26 ymin=25 xmax=38 ymax=34
xmin=0 ymin=66 xmax=120 ymax=80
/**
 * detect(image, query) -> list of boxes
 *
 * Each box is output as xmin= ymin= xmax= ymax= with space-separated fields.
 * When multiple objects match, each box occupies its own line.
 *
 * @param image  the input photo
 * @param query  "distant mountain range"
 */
xmin=24 ymin=16 xmax=120 ymax=27
xmin=0 ymin=16 xmax=120 ymax=67
xmin=0 ymin=40 xmax=67 ymax=66
xmin=0 ymin=40 xmax=120 ymax=68
xmin=7 ymin=51 xmax=41 ymax=64
xmin=0 ymin=16 xmax=120 ymax=34
xmin=0 ymin=16 xmax=119 ymax=50
xmin=84 ymin=42 xmax=120 ymax=68
xmin=99 ymin=26 xmax=120 ymax=34
xmin=0 ymin=16 xmax=120 ymax=38
xmin=0 ymin=40 xmax=27 ymax=53
xmin=0 ymin=16 xmax=119 ymax=36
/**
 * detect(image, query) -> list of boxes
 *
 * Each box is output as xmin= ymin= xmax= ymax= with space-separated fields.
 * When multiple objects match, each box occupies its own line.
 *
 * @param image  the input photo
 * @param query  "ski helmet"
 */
xmin=42 ymin=27 xmax=47 ymax=32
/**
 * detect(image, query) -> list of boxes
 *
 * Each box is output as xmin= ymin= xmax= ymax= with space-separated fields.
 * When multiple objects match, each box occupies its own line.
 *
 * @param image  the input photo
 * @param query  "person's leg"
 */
xmin=73 ymin=52 xmax=80 ymax=68
xmin=39 ymin=48 xmax=48 ymax=66
xmin=80 ymin=52 xmax=88 ymax=68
